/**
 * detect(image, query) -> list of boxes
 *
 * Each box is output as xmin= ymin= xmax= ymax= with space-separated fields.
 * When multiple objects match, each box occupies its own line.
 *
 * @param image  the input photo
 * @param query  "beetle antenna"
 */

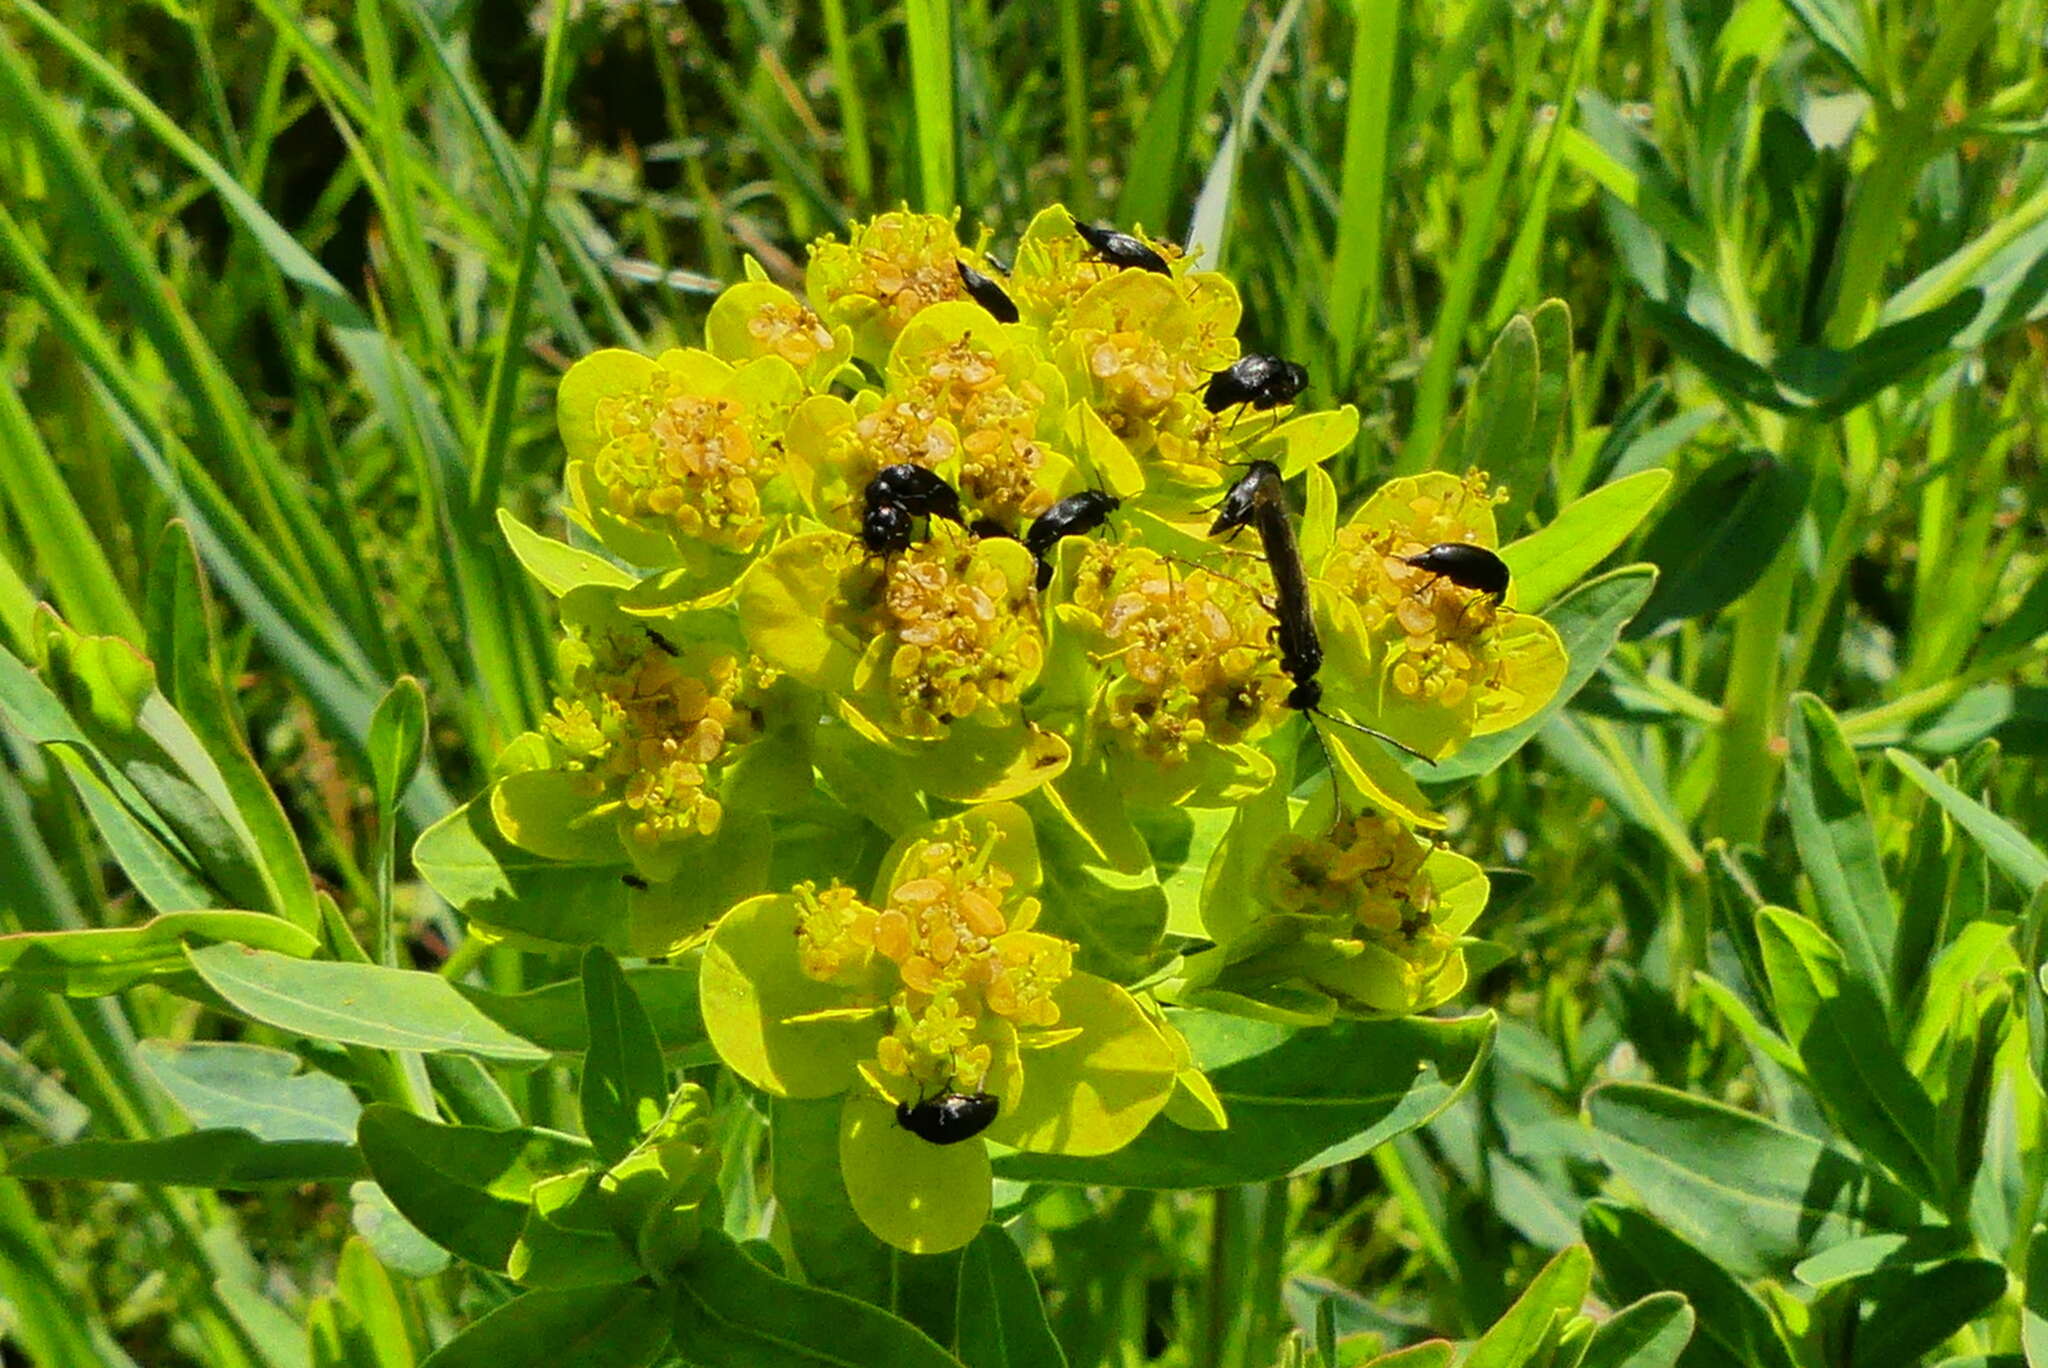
xmin=1310 ymin=707 xmax=1435 ymax=765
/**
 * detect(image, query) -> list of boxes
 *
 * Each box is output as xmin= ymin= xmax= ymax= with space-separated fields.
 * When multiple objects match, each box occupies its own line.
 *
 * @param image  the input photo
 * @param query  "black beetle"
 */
xmin=1403 ymin=542 xmax=1510 ymax=605
xmin=956 ymin=260 xmax=1020 ymax=323
xmin=1204 ymin=354 xmax=1309 ymax=413
xmin=1074 ymin=220 xmax=1172 ymax=276
xmin=861 ymin=501 xmax=916 ymax=554
xmin=1024 ymin=489 xmax=1121 ymax=589
xmin=867 ymin=464 xmax=966 ymax=526
xmin=896 ymin=1090 xmax=1000 ymax=1145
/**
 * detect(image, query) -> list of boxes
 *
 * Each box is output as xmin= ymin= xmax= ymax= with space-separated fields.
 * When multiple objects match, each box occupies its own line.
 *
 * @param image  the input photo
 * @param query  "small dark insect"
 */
xmin=644 ymin=627 xmax=680 ymax=657
xmin=956 ymin=259 xmax=1020 ymax=323
xmin=896 ymin=1089 xmax=1000 ymax=1145
xmin=1074 ymin=220 xmax=1172 ymax=276
xmin=1403 ymin=542 xmax=1511 ymax=606
xmin=1024 ymin=489 xmax=1121 ymax=589
xmin=1209 ymin=462 xmax=1431 ymax=763
xmin=968 ymin=517 xmax=1015 ymax=541
xmin=861 ymin=500 xmax=916 ymax=554
xmin=867 ymin=463 xmax=967 ymax=526
xmin=621 ymin=873 xmax=650 ymax=891
xmin=1204 ymin=354 xmax=1309 ymax=413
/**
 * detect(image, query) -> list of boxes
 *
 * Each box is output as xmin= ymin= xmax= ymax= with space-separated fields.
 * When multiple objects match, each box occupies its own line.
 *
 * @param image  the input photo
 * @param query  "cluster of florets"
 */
xmin=434 ymin=203 xmax=1604 ymax=1254
xmin=538 ymin=623 xmax=758 ymax=848
xmin=1070 ymin=543 xmax=1289 ymax=764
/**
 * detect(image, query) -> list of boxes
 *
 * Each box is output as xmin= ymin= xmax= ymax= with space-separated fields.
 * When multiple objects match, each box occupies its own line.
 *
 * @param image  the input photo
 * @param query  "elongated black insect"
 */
xmin=896 ymin=1089 xmax=1000 ymax=1145
xmin=1204 ymin=354 xmax=1309 ymax=413
xmin=956 ymin=260 xmax=1020 ymax=323
xmin=1404 ymin=542 xmax=1510 ymax=606
xmin=1024 ymin=489 xmax=1121 ymax=589
xmin=644 ymin=627 xmax=680 ymax=657
xmin=1074 ymin=220 xmax=1171 ymax=276
xmin=1210 ymin=462 xmax=1431 ymax=764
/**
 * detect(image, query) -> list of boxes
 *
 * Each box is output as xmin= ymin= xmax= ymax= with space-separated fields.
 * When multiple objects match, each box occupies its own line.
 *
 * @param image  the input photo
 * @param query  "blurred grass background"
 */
xmin=2 ymin=0 xmax=2045 ymax=1363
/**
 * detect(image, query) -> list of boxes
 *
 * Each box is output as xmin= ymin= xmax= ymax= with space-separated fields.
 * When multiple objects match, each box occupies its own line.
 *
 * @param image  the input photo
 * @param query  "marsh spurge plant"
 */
xmin=437 ymin=205 xmax=1605 ymax=1256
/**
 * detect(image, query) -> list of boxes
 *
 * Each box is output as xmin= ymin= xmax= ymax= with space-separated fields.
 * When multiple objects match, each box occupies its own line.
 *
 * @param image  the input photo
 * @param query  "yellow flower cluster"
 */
xmin=587 ymin=376 xmax=776 ymax=554
xmin=1325 ymin=469 xmax=1507 ymax=707
xmin=1071 ymin=544 xmax=1289 ymax=763
xmin=792 ymin=828 xmax=1073 ymax=1093
xmin=1262 ymin=809 xmax=1458 ymax=979
xmin=808 ymin=210 xmax=971 ymax=351
xmin=540 ymin=626 xmax=758 ymax=847
xmin=878 ymin=532 xmax=1044 ymax=731
xmin=914 ymin=334 xmax=1057 ymax=527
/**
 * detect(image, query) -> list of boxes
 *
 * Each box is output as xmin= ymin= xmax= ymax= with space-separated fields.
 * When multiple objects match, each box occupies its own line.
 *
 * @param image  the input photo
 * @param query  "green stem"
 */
xmin=1706 ymin=535 xmax=1797 ymax=845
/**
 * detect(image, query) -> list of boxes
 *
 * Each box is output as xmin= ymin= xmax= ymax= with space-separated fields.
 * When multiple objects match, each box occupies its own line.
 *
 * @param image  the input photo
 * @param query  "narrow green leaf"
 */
xmin=420 ymin=1286 xmax=670 ymax=1368
xmin=1423 ymin=566 xmax=1657 ymax=785
xmin=356 ymin=1105 xmax=591 ymax=1272
xmin=461 ymin=963 xmax=708 ymax=1059
xmin=903 ymin=0 xmax=957 ymax=214
xmin=1756 ymin=908 xmax=1946 ymax=1202
xmin=368 ymin=677 xmax=427 ymax=822
xmin=1582 ymin=1202 xmax=1795 ymax=1368
xmin=9 ymin=1130 xmax=363 ymax=1187
xmin=1463 ymin=1245 xmax=1590 ymax=1368
xmin=1626 ymin=452 xmax=1810 ymax=638
xmin=1578 ymin=1293 xmax=1694 ymax=1368
xmin=413 ymin=797 xmax=632 ymax=953
xmin=578 ymin=948 xmax=668 ymax=1164
xmin=137 ymin=1041 xmax=361 ymax=1144
xmin=995 ymin=1012 xmax=1494 ymax=1188
xmin=1326 ymin=0 xmax=1403 ymax=384
xmin=41 ymin=743 xmax=216 ymax=914
xmin=1586 ymin=1082 xmax=1919 ymax=1279
xmin=1773 ymin=291 xmax=1984 ymax=419
xmin=1889 ymin=749 xmax=2048 ymax=894
xmin=954 ymin=1225 xmax=1069 ymax=1368
xmin=1115 ymin=0 xmax=1252 ymax=234
xmin=350 ymin=1180 xmax=452 ymax=1279
xmin=1852 ymin=1259 xmax=2007 ymax=1368
xmin=0 ymin=1179 xmax=137 ymax=1367
xmin=188 ymin=945 xmax=548 ymax=1064
xmin=1785 ymin=695 xmax=1896 ymax=1008
xmin=496 ymin=509 xmax=635 ymax=596
xmin=1502 ymin=471 xmax=1672 ymax=612
xmin=0 ymin=910 xmax=318 ymax=996
xmin=671 ymin=1230 xmax=959 ymax=1368
xmin=0 ymin=380 xmax=140 ymax=641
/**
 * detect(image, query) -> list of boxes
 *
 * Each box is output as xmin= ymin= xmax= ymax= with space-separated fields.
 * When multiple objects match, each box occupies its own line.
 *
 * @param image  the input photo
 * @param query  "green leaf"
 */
xmin=188 ymin=945 xmax=548 ymax=1064
xmin=419 ymin=1285 xmax=671 ymax=1368
xmin=1115 ymin=0 xmax=1252 ymax=233
xmin=1463 ymin=1245 xmax=1590 ymax=1368
xmin=1772 ymin=292 xmax=1984 ymax=419
xmin=1424 ymin=566 xmax=1657 ymax=785
xmin=1626 ymin=452 xmax=1809 ymax=638
xmin=769 ymin=1096 xmax=894 ymax=1307
xmin=356 ymin=1105 xmax=591 ymax=1271
xmin=1586 ymin=1083 xmax=1919 ymax=1280
xmin=1889 ymin=749 xmax=2048 ymax=894
xmin=8 ymin=1130 xmax=363 ymax=1187
xmin=137 ymin=1041 xmax=360 ymax=1143
xmin=1781 ymin=0 xmax=1875 ymax=89
xmin=1756 ymin=909 xmax=1946 ymax=1202
xmin=671 ymin=1229 xmax=960 ymax=1367
xmin=461 ymin=963 xmax=709 ymax=1059
xmin=1851 ymin=1259 xmax=2007 ymax=1368
xmin=1582 ymin=1202 xmax=1795 ymax=1368
xmin=1450 ymin=315 xmax=1540 ymax=530
xmin=1633 ymin=298 xmax=1783 ymax=410
xmin=496 ymin=509 xmax=636 ymax=597
xmin=0 ymin=911 xmax=317 ymax=996
xmin=579 ymin=948 xmax=668 ymax=1164
xmin=351 ymin=1179 xmax=452 ymax=1279
xmin=1785 ymin=695 xmax=1896 ymax=1010
xmin=994 ymin=1012 xmax=1494 ymax=1188
xmin=40 ymin=743 xmax=215 ymax=914
xmin=413 ymin=797 xmax=633 ymax=952
xmin=954 ymin=1225 xmax=1069 ymax=1368
xmin=1502 ymin=471 xmax=1672 ymax=612
xmin=1578 ymin=1293 xmax=1694 ymax=1368
xmin=368 ymin=677 xmax=427 ymax=822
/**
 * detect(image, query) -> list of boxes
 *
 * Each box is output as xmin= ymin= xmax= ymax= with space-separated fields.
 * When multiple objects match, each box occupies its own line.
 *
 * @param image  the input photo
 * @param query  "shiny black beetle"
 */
xmin=1074 ymin=220 xmax=1172 ymax=276
xmin=1204 ymin=354 xmax=1309 ymax=413
xmin=896 ymin=1089 xmax=1000 ymax=1145
xmin=1024 ymin=489 xmax=1121 ymax=589
xmin=1403 ymin=542 xmax=1511 ymax=606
